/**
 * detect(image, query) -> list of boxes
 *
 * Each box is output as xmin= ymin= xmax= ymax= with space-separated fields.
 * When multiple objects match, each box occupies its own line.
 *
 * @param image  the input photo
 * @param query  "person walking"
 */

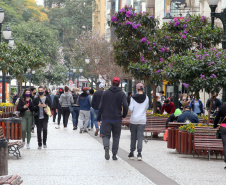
xmin=77 ymin=87 xmax=91 ymax=133
xmin=71 ymin=88 xmax=80 ymax=130
xmin=32 ymin=86 xmax=52 ymax=149
xmin=30 ymin=87 xmax=37 ymax=133
xmin=190 ymin=97 xmax=204 ymax=116
xmin=53 ymin=88 xmax=64 ymax=128
xmin=128 ymin=83 xmax=149 ymax=161
xmin=97 ymin=77 xmax=128 ymax=161
xmin=17 ymin=89 xmax=33 ymax=149
xmin=88 ymin=89 xmax=94 ymax=131
xmin=92 ymin=84 xmax=105 ymax=136
xmin=59 ymin=86 xmax=74 ymax=129
xmin=214 ymin=104 xmax=226 ymax=169
xmin=12 ymin=91 xmax=19 ymax=105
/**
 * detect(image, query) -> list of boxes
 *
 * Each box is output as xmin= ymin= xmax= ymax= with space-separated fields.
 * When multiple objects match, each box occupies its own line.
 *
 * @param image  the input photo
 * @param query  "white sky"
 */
xmin=36 ymin=0 xmax=44 ymax=5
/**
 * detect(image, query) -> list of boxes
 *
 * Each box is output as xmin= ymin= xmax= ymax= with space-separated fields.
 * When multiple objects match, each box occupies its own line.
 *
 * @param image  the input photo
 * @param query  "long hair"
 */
xmin=22 ymin=89 xmax=31 ymax=102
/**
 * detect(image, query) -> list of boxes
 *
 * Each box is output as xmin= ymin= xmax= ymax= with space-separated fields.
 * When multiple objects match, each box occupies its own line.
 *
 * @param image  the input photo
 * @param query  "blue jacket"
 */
xmin=190 ymin=100 xmax=204 ymax=114
xmin=177 ymin=110 xmax=199 ymax=123
xmin=77 ymin=93 xmax=90 ymax=111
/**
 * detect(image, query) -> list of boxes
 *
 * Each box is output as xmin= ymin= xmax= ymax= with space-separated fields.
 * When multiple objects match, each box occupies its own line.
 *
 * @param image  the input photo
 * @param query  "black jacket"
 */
xmin=52 ymin=94 xmax=61 ymax=109
xmin=166 ymin=113 xmax=177 ymax=128
xmin=17 ymin=97 xmax=33 ymax=117
xmin=32 ymin=96 xmax=52 ymax=120
xmin=206 ymin=98 xmax=221 ymax=111
xmin=12 ymin=95 xmax=19 ymax=105
xmin=97 ymin=86 xmax=128 ymax=122
xmin=92 ymin=90 xmax=104 ymax=110
xmin=214 ymin=105 xmax=226 ymax=128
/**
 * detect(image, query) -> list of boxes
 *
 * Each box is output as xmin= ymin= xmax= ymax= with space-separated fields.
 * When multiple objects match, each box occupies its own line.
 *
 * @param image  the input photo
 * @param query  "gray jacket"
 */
xmin=59 ymin=92 xmax=74 ymax=108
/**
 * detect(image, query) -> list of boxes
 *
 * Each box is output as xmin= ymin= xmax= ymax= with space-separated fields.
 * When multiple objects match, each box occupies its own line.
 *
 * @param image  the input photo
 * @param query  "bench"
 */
xmin=0 ymin=127 xmax=24 ymax=159
xmin=193 ymin=127 xmax=223 ymax=160
xmin=144 ymin=117 xmax=168 ymax=139
xmin=0 ymin=174 xmax=23 ymax=185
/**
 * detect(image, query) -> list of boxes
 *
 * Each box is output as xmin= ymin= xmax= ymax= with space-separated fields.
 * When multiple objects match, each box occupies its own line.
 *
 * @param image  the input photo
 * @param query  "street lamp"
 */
xmin=8 ymin=36 xmax=14 ymax=48
xmin=3 ymin=24 xmax=12 ymax=41
xmin=163 ymin=13 xmax=173 ymax=23
xmin=85 ymin=55 xmax=90 ymax=64
xmin=207 ymin=0 xmax=226 ymax=102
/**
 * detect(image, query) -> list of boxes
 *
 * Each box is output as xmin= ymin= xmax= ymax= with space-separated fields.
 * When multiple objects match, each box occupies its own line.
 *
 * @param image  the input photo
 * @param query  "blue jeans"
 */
xmin=88 ymin=108 xmax=94 ymax=128
xmin=93 ymin=109 xmax=101 ymax=133
xmin=72 ymin=106 xmax=80 ymax=127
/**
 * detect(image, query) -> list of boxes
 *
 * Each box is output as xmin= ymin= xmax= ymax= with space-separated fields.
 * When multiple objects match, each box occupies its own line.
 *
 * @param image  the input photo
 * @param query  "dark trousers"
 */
xmin=72 ymin=106 xmax=80 ymax=127
xmin=53 ymin=109 xmax=57 ymax=122
xmin=101 ymin=121 xmax=121 ymax=155
xmin=57 ymin=109 xmax=61 ymax=125
xmin=61 ymin=107 xmax=70 ymax=128
xmin=220 ymin=127 xmax=226 ymax=162
xmin=130 ymin=124 xmax=145 ymax=153
xmin=36 ymin=118 xmax=48 ymax=146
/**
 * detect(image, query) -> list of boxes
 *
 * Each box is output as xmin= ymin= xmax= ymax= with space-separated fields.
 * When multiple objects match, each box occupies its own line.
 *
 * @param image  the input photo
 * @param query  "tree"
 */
xmin=165 ymin=48 xmax=226 ymax=124
xmin=109 ymin=6 xmax=223 ymax=113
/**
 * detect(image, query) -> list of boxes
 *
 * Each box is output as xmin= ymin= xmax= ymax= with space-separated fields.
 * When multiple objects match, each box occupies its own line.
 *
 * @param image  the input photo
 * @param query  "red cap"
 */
xmin=112 ymin=77 xmax=120 ymax=84
xmin=59 ymin=88 xmax=63 ymax=92
xmin=82 ymin=87 xmax=89 ymax=92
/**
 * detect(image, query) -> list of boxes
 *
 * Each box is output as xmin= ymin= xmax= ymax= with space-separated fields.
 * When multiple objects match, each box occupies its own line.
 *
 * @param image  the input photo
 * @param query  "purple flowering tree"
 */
xmin=109 ymin=6 xmax=222 ymax=113
xmin=165 ymin=48 xmax=226 ymax=124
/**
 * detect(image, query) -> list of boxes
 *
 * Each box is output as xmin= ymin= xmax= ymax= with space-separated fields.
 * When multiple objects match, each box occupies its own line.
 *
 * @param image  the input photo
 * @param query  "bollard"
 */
xmin=0 ymin=139 xmax=8 ymax=176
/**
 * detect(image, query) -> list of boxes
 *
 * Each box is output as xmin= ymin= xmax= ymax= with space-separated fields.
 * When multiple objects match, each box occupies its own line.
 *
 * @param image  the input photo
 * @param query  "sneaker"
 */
xmin=73 ymin=127 xmax=76 ymax=130
xmin=55 ymin=125 xmax=60 ymax=129
xmin=83 ymin=130 xmax=88 ymax=133
xmin=80 ymin=129 xmax=83 ymax=133
xmin=105 ymin=147 xmax=110 ymax=160
xmin=38 ymin=146 xmax=42 ymax=149
xmin=43 ymin=145 xmax=47 ymax=149
xmin=95 ymin=128 xmax=99 ymax=136
xmin=112 ymin=155 xmax=118 ymax=161
xmin=128 ymin=152 xmax=134 ymax=159
xmin=64 ymin=127 xmax=67 ymax=130
xmin=90 ymin=128 xmax=93 ymax=131
xmin=26 ymin=144 xmax=30 ymax=149
xmin=137 ymin=153 xmax=142 ymax=161
xmin=88 ymin=127 xmax=91 ymax=131
xmin=224 ymin=166 xmax=226 ymax=170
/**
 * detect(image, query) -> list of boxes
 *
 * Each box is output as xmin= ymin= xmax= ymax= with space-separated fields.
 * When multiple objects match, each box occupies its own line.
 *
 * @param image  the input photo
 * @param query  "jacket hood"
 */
xmin=62 ymin=93 xmax=71 ymax=98
xmin=80 ymin=92 xmax=89 ymax=100
xmin=109 ymin=86 xmax=122 ymax=93
xmin=132 ymin=94 xmax=146 ymax=103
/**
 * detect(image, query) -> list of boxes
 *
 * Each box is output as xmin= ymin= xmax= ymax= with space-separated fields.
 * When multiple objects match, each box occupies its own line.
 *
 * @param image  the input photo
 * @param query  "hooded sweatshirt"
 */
xmin=129 ymin=94 xmax=149 ymax=124
xmin=77 ymin=92 xmax=91 ymax=111
xmin=97 ymin=86 xmax=128 ymax=122
xmin=59 ymin=92 xmax=74 ymax=108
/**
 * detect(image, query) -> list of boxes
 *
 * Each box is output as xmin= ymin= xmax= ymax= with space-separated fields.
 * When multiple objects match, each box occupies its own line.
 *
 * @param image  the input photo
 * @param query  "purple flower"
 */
xmin=166 ymin=36 xmax=169 ymax=39
xmin=136 ymin=24 xmax=141 ymax=27
xmin=132 ymin=24 xmax=138 ymax=29
xmin=200 ymin=74 xmax=205 ymax=80
xmin=141 ymin=37 xmax=147 ymax=43
xmin=141 ymin=56 xmax=146 ymax=63
xmin=182 ymin=35 xmax=186 ymax=39
xmin=138 ymin=67 xmax=140 ymax=70
xmin=119 ymin=8 xmax=125 ymax=13
xmin=126 ymin=10 xmax=131 ymax=17
xmin=169 ymin=64 xmax=172 ymax=68
xmin=150 ymin=15 xmax=154 ymax=19
xmin=160 ymin=48 xmax=165 ymax=52
xmin=133 ymin=13 xmax=136 ymax=17
xmin=160 ymin=58 xmax=163 ymax=62
xmin=183 ymin=24 xmax=187 ymax=29
xmin=184 ymin=30 xmax=188 ymax=34
xmin=150 ymin=47 xmax=152 ymax=50
xmin=119 ymin=23 xmax=121 ymax=25
xmin=122 ymin=51 xmax=124 ymax=53
xmin=125 ymin=20 xmax=131 ymax=25
xmin=143 ymin=11 xmax=146 ymax=14
xmin=200 ymin=43 xmax=203 ymax=48
xmin=183 ymin=83 xmax=189 ymax=88
xmin=148 ymin=41 xmax=150 ymax=45
xmin=165 ymin=47 xmax=169 ymax=52
xmin=175 ymin=21 xmax=179 ymax=26
xmin=210 ymin=74 xmax=217 ymax=78
xmin=180 ymin=32 xmax=183 ymax=36
xmin=111 ymin=15 xmax=117 ymax=22
xmin=156 ymin=70 xmax=161 ymax=74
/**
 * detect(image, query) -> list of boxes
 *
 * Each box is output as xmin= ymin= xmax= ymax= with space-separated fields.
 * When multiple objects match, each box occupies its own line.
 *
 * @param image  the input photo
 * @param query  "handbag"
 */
xmin=216 ymin=116 xmax=226 ymax=139
xmin=44 ymin=106 xmax=52 ymax=117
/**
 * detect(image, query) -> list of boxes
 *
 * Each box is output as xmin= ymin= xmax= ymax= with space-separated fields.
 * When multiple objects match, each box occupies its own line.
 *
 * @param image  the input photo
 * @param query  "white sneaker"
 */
xmin=38 ymin=146 xmax=42 ymax=149
xmin=64 ymin=127 xmax=67 ymax=130
xmin=43 ymin=145 xmax=47 ymax=149
xmin=26 ymin=144 xmax=30 ymax=149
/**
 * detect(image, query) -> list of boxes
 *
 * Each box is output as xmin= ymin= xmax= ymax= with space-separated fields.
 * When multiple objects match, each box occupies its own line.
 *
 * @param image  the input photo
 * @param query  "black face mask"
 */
xmin=33 ymin=93 xmax=36 ymax=96
xmin=39 ymin=92 xmax=44 ymax=96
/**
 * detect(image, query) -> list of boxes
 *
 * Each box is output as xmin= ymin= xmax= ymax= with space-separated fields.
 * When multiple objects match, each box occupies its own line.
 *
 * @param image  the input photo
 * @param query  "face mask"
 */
xmin=39 ymin=92 xmax=44 ymax=96
xmin=25 ymin=93 xmax=31 ymax=97
xmin=183 ymin=97 xmax=186 ymax=100
xmin=165 ymin=104 xmax=169 ymax=106
xmin=188 ymin=98 xmax=190 ymax=100
xmin=33 ymin=93 xmax=36 ymax=96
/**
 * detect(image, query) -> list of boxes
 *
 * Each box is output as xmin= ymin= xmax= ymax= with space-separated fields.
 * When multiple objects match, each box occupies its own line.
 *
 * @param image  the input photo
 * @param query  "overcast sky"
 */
xmin=36 ymin=0 xmax=44 ymax=5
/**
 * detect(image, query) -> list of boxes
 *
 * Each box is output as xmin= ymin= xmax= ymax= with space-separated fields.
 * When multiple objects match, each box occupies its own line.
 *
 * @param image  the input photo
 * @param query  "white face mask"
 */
xmin=188 ymin=98 xmax=190 ymax=100
xmin=183 ymin=97 xmax=186 ymax=100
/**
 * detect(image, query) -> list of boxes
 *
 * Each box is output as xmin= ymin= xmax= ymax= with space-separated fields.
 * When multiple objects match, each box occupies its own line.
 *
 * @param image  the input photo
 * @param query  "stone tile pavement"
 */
xmin=7 ymin=117 xmax=226 ymax=185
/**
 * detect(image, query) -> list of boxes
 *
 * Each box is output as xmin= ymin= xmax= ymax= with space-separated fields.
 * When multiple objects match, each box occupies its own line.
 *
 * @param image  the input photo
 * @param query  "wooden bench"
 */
xmin=0 ymin=127 xmax=24 ymax=159
xmin=144 ymin=117 xmax=168 ymax=139
xmin=0 ymin=174 xmax=23 ymax=185
xmin=193 ymin=127 xmax=223 ymax=160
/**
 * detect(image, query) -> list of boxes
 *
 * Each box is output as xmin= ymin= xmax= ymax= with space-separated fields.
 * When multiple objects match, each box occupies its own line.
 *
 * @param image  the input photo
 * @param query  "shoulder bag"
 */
xmin=216 ymin=116 xmax=226 ymax=139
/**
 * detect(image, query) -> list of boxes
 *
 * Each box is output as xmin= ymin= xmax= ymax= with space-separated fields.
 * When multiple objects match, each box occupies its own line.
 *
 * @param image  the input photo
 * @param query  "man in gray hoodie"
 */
xmin=59 ymin=86 xmax=74 ymax=129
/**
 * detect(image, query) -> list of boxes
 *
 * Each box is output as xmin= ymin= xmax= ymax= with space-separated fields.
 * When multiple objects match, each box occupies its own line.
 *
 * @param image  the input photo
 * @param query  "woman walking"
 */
xmin=71 ymin=88 xmax=80 ymax=130
xmin=190 ymin=97 xmax=204 ymax=116
xmin=17 ymin=89 xmax=33 ymax=149
xmin=59 ymin=86 xmax=74 ymax=129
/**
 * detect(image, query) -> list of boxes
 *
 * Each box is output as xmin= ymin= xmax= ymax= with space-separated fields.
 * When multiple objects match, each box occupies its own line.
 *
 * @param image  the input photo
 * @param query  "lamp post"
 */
xmin=207 ymin=0 xmax=226 ymax=102
xmin=78 ymin=67 xmax=83 ymax=88
xmin=30 ymin=70 xmax=35 ymax=88
xmin=163 ymin=13 xmax=173 ymax=23
xmin=84 ymin=55 xmax=94 ymax=89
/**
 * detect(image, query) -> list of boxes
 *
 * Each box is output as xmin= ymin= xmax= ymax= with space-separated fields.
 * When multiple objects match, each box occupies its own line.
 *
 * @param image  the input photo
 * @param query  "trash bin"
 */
xmin=0 ymin=138 xmax=8 ymax=176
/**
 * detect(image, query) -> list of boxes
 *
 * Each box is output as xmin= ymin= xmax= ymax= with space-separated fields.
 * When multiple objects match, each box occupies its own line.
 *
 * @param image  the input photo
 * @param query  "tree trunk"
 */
xmin=150 ymin=84 xmax=157 ymax=114
xmin=207 ymin=94 xmax=214 ymax=126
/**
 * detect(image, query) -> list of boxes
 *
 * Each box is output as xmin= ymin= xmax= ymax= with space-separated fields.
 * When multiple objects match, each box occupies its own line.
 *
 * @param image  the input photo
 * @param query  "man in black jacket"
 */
xmin=97 ymin=77 xmax=128 ymax=161
xmin=206 ymin=93 xmax=221 ymax=113
xmin=92 ymin=83 xmax=105 ymax=136
xmin=33 ymin=86 xmax=52 ymax=149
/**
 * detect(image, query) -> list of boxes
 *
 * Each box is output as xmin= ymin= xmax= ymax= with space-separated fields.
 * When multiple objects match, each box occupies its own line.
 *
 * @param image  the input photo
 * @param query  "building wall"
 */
xmin=93 ymin=0 xmax=106 ymax=35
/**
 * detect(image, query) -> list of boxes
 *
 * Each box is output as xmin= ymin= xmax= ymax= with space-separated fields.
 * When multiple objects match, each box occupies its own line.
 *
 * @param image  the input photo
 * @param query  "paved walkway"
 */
xmin=8 ymin=117 xmax=226 ymax=185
